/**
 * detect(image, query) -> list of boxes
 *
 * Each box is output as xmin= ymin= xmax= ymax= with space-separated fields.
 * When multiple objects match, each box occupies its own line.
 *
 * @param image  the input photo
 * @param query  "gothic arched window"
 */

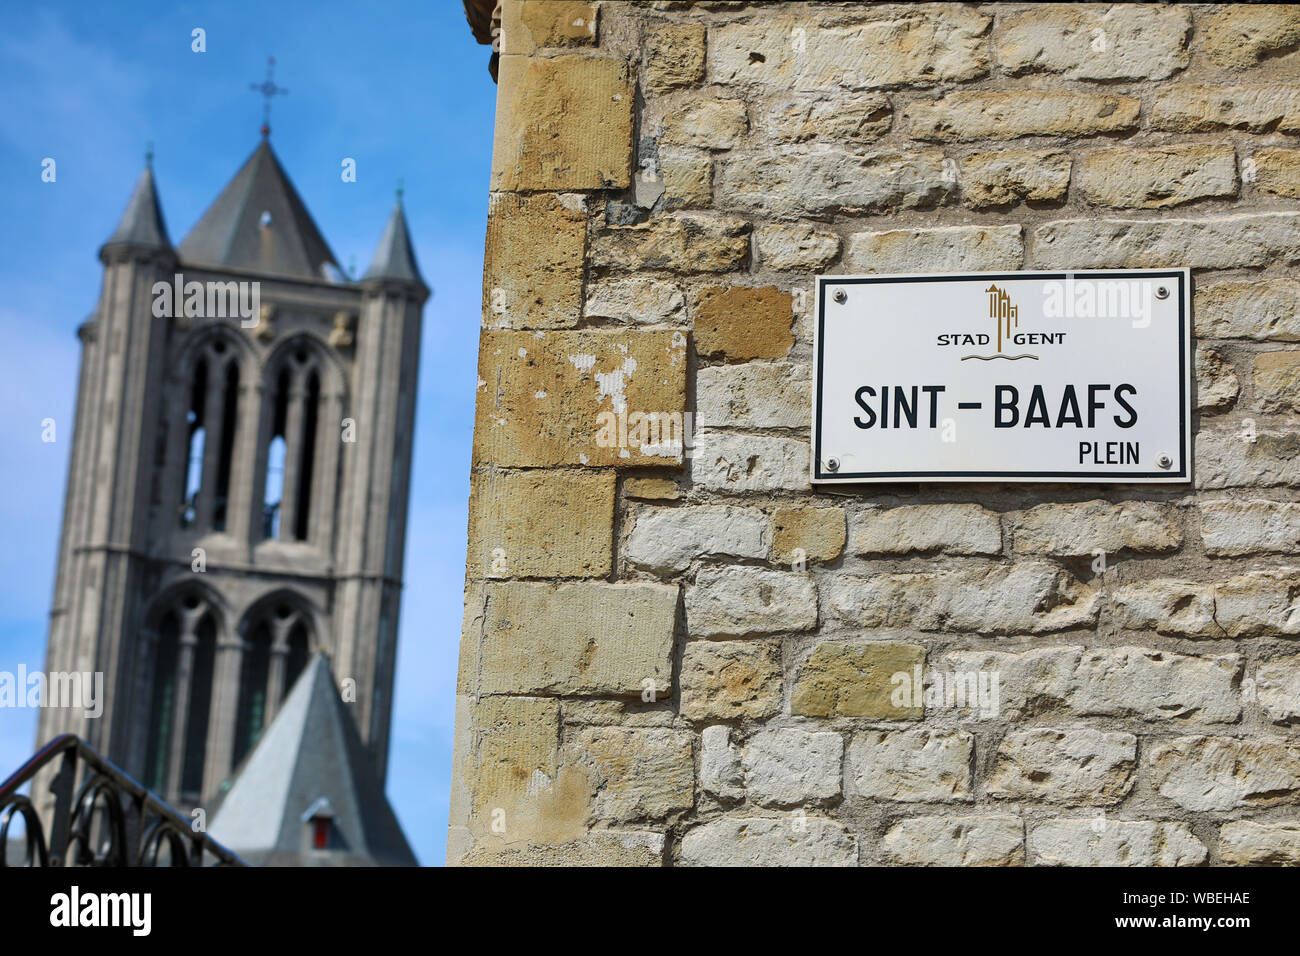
xmin=181 ymin=362 xmax=207 ymax=528
xmin=233 ymin=598 xmax=314 ymax=768
xmin=143 ymin=593 xmax=218 ymax=800
xmin=259 ymin=340 xmax=340 ymax=546
xmin=177 ymin=336 xmax=244 ymax=533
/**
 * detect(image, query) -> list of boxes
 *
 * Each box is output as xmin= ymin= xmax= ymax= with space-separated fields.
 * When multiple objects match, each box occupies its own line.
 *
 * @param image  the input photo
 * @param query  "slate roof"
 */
xmin=178 ymin=139 xmax=342 ymax=282
xmin=208 ymin=653 xmax=417 ymax=866
xmin=102 ymin=164 xmax=172 ymax=252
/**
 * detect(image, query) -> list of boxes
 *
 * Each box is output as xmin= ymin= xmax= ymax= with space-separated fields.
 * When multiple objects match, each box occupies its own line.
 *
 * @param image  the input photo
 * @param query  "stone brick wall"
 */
xmin=449 ymin=1 xmax=1300 ymax=866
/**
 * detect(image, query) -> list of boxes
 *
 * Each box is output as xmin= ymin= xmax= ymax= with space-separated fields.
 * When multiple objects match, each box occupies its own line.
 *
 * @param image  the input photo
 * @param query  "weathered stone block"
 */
xmin=1219 ymin=822 xmax=1300 ymax=866
xmin=563 ymin=726 xmax=693 ymax=824
xmin=961 ymin=149 xmax=1070 ymax=208
xmin=1069 ymin=648 xmax=1241 ymax=722
xmin=1254 ymin=147 xmax=1300 ymax=198
xmin=1201 ymin=499 xmax=1300 ymax=555
xmin=995 ymin=5 xmax=1190 ymax=80
xmin=461 ymin=830 xmax=664 ymax=867
xmin=1109 ymin=580 xmax=1216 ymax=637
xmin=987 ymin=729 xmax=1137 ymax=805
xmin=1257 ymin=654 xmax=1300 ymax=724
xmin=699 ymin=725 xmax=744 ymax=799
xmin=661 ymin=98 xmax=747 ymax=150
xmin=1255 ymin=351 xmax=1300 ymax=412
xmin=1195 ymin=425 xmax=1300 ymax=488
xmin=690 ymin=433 xmax=809 ymax=493
xmin=743 ymin=728 xmax=843 ymax=807
xmin=627 ymin=504 xmax=768 ymax=573
xmin=1147 ymin=736 xmax=1300 ymax=811
xmin=473 ymin=329 xmax=687 ymax=468
xmin=483 ymin=192 xmax=587 ymax=329
xmin=1196 ymin=278 xmax=1300 ymax=341
xmin=685 ymin=566 xmax=817 ymax=638
xmin=791 ymin=641 xmax=925 ymax=719
xmin=941 ymin=646 xmax=1077 ymax=721
xmin=644 ymin=23 xmax=706 ymax=92
xmin=491 ymin=54 xmax=632 ymax=191
xmin=1029 ymin=820 xmax=1206 ymax=867
xmin=1216 ymin=570 xmax=1300 ymax=637
xmin=708 ymin=9 xmax=990 ymax=91
xmin=1011 ymin=500 xmax=1182 ymax=557
xmin=754 ymin=221 xmax=841 ymax=270
xmin=1204 ymin=5 xmax=1300 ymax=71
xmin=1107 ymin=572 xmax=1300 ymax=639
xmin=584 ymin=276 xmax=684 ymax=325
xmin=680 ymin=816 xmax=858 ymax=866
xmin=1152 ymin=85 xmax=1300 ymax=132
xmin=1196 ymin=348 xmax=1240 ymax=412
xmin=475 ymin=582 xmax=678 ymax=696
xmin=852 ymin=503 xmax=1002 ymax=557
xmin=772 ymin=505 xmax=846 ymax=565
xmin=592 ymin=213 xmax=750 ymax=273
xmin=825 ymin=562 xmax=1099 ymax=634
xmin=906 ymin=91 xmax=1139 ymax=140
xmin=942 ymin=645 xmax=1242 ymax=723
xmin=1033 ymin=213 xmax=1300 ymax=270
xmin=717 ymin=147 xmax=952 ymax=217
xmin=680 ymin=640 xmax=783 ymax=721
xmin=1078 ymin=145 xmax=1237 ymax=208
xmin=881 ymin=815 xmax=1024 ymax=866
xmin=848 ymin=730 xmax=973 ymax=802
xmin=500 ymin=1 xmax=597 ymax=55
xmin=466 ymin=469 xmax=614 ymax=579
xmin=659 ymin=149 xmax=713 ymax=208
xmin=760 ymin=94 xmax=892 ymax=145
xmin=623 ymin=477 xmax=680 ymax=501
xmin=467 ymin=696 xmax=560 ymax=816
xmin=696 ymin=361 xmax=809 ymax=429
xmin=845 ymin=224 xmax=1023 ymax=273
xmin=693 ymin=285 xmax=793 ymax=361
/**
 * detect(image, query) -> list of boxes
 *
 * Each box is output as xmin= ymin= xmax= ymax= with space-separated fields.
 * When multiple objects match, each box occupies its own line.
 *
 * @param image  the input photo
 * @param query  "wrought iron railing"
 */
xmin=0 ymin=734 xmax=246 ymax=867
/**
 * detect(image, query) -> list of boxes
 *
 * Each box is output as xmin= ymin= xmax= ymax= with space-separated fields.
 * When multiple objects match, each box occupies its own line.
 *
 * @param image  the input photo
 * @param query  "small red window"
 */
xmin=312 ymin=818 xmax=329 ymax=849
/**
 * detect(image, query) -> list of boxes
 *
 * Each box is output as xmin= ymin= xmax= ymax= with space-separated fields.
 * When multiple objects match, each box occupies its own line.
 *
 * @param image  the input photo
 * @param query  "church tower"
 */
xmin=38 ymin=136 xmax=427 ymax=811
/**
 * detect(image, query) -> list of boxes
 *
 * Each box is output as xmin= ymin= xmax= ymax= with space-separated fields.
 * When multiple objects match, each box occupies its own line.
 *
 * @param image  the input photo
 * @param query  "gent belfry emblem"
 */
xmin=987 ymin=284 xmax=1019 ymax=353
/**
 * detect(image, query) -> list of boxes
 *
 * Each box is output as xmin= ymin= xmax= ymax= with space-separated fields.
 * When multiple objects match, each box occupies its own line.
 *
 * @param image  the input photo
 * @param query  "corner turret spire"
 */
xmin=361 ymin=190 xmax=427 ymax=296
xmin=101 ymin=158 xmax=172 ymax=255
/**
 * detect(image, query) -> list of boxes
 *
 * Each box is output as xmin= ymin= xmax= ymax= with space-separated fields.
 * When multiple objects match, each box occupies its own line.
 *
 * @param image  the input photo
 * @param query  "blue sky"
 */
xmin=0 ymin=0 xmax=498 ymax=865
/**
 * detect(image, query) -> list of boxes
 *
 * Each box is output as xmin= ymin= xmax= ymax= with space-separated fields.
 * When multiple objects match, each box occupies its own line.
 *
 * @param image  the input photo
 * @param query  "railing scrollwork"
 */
xmin=0 ymin=734 xmax=245 ymax=867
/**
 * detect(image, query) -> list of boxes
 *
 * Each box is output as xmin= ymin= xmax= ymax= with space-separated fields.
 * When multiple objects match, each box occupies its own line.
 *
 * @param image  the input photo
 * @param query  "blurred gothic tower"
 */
xmin=37 ymin=133 xmax=427 ymax=820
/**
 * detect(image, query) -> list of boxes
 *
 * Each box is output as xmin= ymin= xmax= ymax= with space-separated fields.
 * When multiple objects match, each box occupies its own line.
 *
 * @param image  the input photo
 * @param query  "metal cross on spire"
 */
xmin=250 ymin=56 xmax=288 ymax=138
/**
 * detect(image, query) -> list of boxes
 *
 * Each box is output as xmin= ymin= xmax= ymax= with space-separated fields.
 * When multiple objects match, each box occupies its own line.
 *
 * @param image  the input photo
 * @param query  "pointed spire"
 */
xmin=179 ymin=139 xmax=341 ymax=281
xmin=102 ymin=157 xmax=172 ymax=254
xmin=361 ymin=190 xmax=427 ymax=295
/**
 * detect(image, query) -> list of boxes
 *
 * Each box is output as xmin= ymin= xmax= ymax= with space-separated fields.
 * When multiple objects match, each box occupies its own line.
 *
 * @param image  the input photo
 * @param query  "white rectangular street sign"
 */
xmin=811 ymin=269 xmax=1191 ymax=483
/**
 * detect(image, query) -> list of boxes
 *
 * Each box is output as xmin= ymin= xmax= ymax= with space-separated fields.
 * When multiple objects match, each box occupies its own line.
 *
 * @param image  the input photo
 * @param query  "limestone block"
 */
xmin=483 ymin=192 xmax=587 ymax=329
xmin=881 ymin=815 xmax=1024 ymax=866
xmin=791 ymin=641 xmax=925 ymax=719
xmin=491 ymin=54 xmax=632 ymax=190
xmin=466 ymin=469 xmax=614 ymax=578
xmin=987 ymin=729 xmax=1137 ymax=805
xmin=473 ymin=329 xmax=687 ymax=468
xmin=680 ymin=640 xmax=783 ymax=721
xmin=474 ymin=581 xmax=678 ymax=696
xmin=685 ymin=566 xmax=817 ymax=638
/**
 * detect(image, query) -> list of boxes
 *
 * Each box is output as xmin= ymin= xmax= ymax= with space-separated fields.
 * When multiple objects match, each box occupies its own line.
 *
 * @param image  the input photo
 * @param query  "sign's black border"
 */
xmin=812 ymin=270 xmax=1190 ymax=483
